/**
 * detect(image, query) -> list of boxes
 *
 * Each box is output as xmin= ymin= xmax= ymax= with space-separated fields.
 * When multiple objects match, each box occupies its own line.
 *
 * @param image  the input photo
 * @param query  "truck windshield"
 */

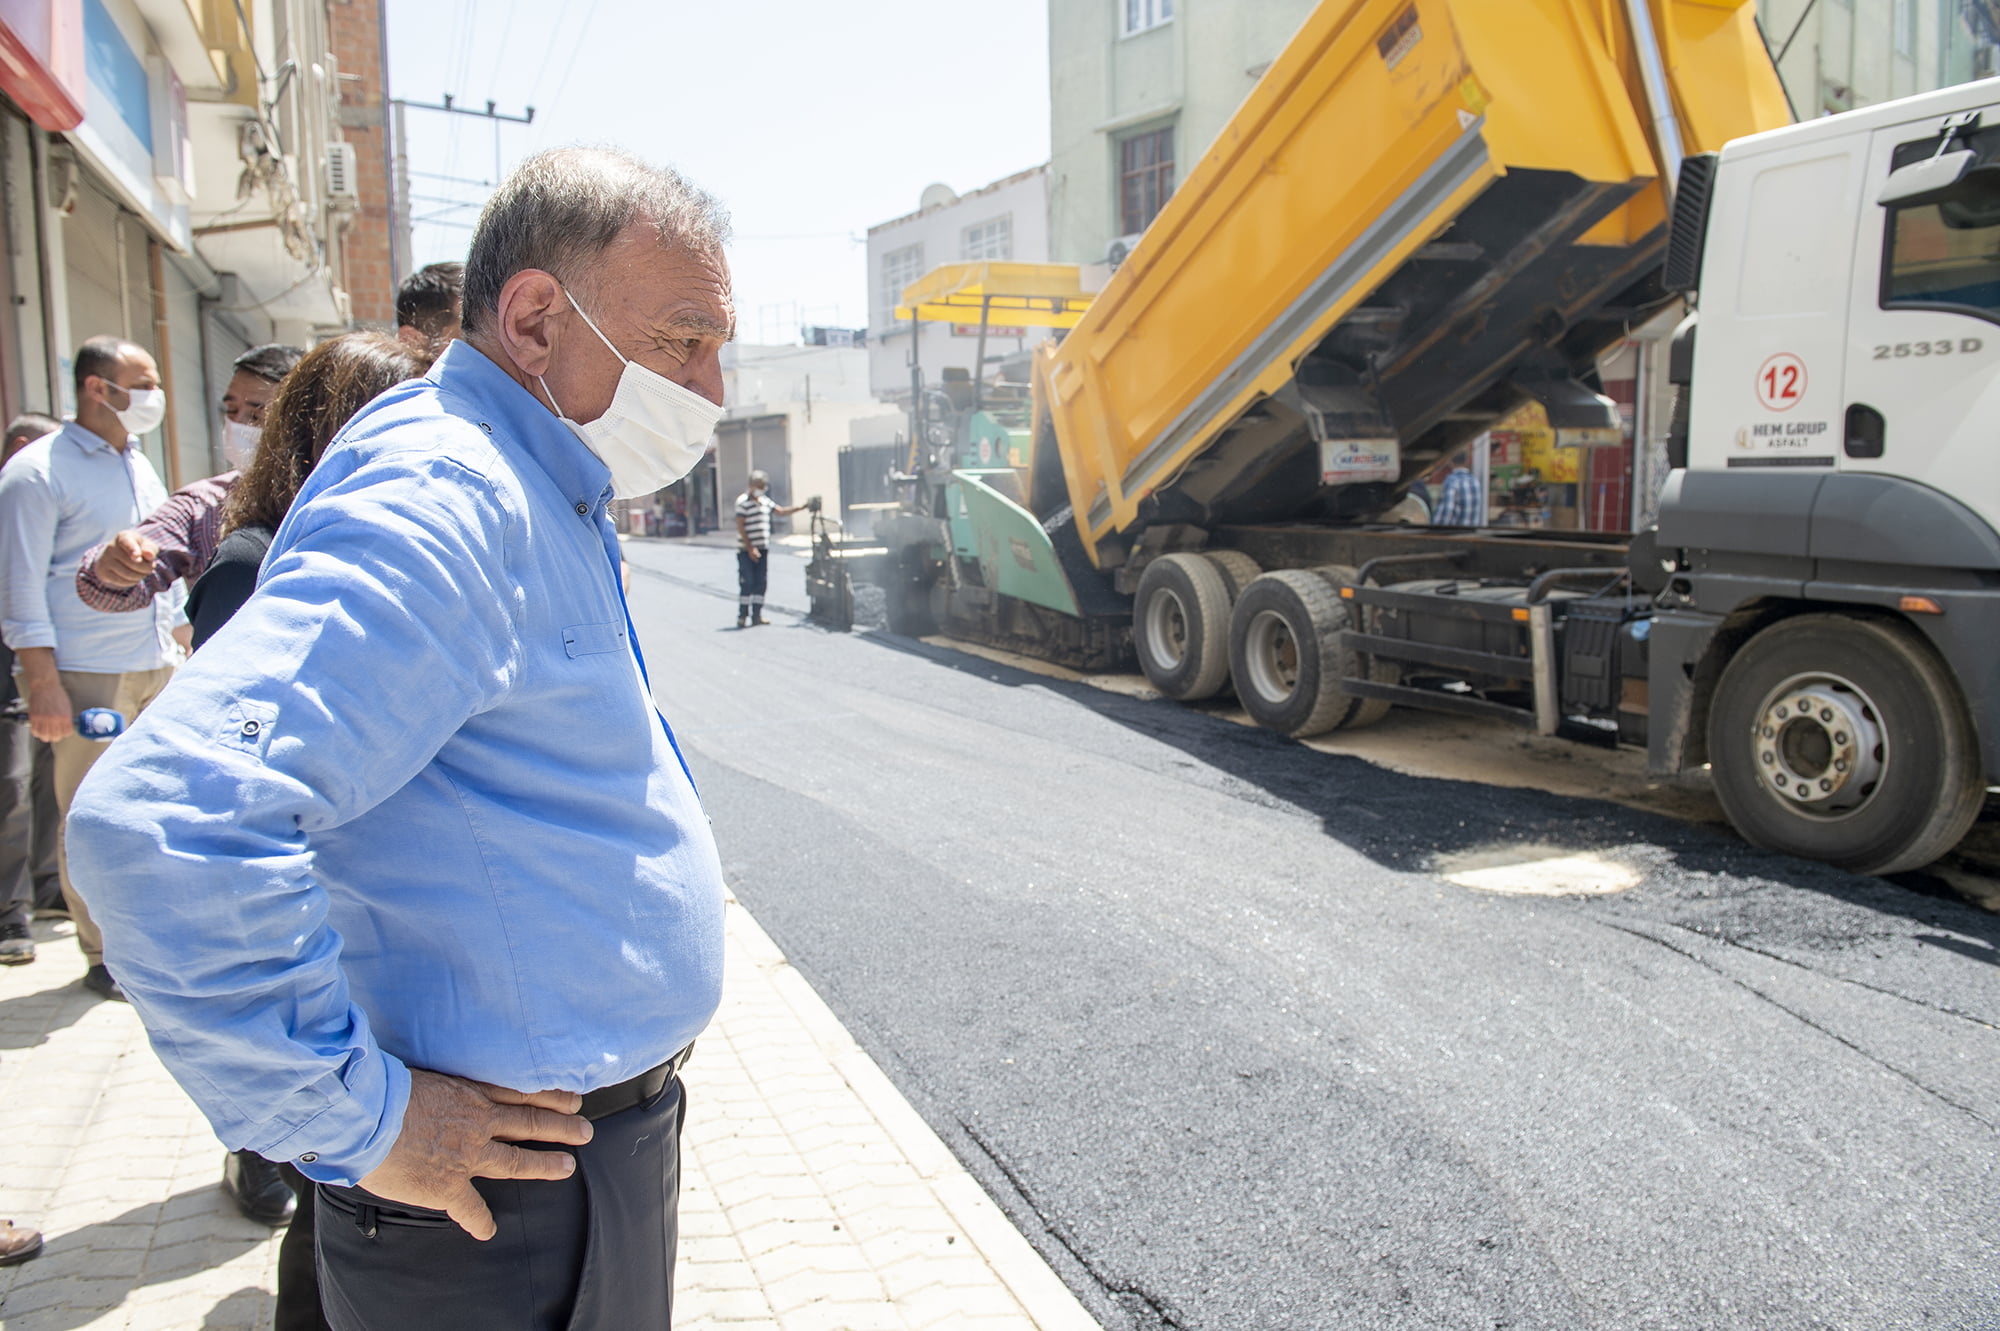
xmin=1883 ymin=128 xmax=2000 ymax=323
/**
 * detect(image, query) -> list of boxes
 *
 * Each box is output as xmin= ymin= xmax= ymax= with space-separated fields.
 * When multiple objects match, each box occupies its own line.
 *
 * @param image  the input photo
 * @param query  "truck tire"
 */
xmin=884 ymin=548 xmax=937 ymax=637
xmin=1201 ymin=550 xmax=1263 ymax=603
xmin=1228 ymin=570 xmax=1358 ymax=737
xmin=1706 ymin=614 xmax=1983 ymax=875
xmin=1134 ymin=554 xmax=1233 ymax=700
xmin=1310 ymin=564 xmax=1394 ymax=729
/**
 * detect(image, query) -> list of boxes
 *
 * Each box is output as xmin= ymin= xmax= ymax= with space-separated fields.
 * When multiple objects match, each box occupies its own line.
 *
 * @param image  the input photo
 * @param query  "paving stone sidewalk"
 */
xmin=0 ymin=899 xmax=1101 ymax=1331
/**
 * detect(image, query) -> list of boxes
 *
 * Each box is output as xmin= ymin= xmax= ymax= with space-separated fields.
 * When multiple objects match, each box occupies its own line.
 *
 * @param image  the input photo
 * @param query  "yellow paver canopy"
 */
xmin=894 ymin=262 xmax=1098 ymax=329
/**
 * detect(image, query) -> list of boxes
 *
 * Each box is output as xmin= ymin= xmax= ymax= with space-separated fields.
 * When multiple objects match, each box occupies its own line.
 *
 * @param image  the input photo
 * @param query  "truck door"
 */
xmin=1842 ymin=108 xmax=2000 ymax=533
xmin=1691 ymin=144 xmax=1862 ymax=471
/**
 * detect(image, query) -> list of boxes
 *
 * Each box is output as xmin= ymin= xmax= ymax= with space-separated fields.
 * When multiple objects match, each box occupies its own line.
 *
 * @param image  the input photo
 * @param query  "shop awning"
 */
xmin=894 ymin=262 xmax=1098 ymax=329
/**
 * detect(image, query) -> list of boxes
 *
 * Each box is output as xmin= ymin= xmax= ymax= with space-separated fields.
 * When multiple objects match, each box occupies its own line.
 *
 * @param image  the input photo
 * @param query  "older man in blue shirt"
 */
xmin=68 ymin=148 xmax=734 ymax=1330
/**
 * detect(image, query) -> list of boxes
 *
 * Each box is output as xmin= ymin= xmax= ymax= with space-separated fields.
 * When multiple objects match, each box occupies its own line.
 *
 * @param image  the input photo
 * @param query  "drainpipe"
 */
xmin=1623 ymin=0 xmax=1686 ymax=208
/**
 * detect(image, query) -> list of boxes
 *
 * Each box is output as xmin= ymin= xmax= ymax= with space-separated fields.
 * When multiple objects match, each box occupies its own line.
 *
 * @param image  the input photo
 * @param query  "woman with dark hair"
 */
xmin=187 ymin=332 xmax=431 ymax=650
xmin=184 ymin=330 xmax=428 ymax=1331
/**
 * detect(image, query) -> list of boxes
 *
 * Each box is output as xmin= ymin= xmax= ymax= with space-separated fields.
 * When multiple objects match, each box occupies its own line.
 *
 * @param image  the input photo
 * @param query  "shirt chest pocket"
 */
xmin=561 ymin=620 xmax=627 ymax=659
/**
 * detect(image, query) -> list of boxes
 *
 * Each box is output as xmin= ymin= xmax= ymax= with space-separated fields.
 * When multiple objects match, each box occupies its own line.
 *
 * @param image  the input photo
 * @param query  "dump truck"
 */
xmin=845 ymin=0 xmax=2000 ymax=877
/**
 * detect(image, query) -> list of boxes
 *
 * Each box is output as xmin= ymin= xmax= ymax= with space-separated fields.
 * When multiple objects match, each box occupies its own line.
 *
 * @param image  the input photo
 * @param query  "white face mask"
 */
xmin=110 ymin=385 xmax=167 ymax=437
xmin=220 ymin=419 xmax=262 ymax=468
xmin=536 ymin=290 xmax=723 ymax=501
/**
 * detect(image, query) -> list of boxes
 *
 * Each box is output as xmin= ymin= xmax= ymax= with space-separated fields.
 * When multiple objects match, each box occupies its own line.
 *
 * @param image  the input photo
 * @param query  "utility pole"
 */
xmin=390 ymin=95 xmax=534 ymax=272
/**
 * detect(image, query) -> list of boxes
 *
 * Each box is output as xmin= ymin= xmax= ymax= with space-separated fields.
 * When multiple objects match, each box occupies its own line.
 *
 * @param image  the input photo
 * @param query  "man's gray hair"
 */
xmin=462 ymin=147 xmax=731 ymax=337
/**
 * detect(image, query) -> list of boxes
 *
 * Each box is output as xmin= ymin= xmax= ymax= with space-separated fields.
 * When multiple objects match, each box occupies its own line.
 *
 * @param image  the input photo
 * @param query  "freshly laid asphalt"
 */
xmin=624 ymin=537 xmax=2000 ymax=1331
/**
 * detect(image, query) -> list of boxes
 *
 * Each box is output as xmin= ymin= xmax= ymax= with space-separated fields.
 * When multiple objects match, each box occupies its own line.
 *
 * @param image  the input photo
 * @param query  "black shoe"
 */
xmin=751 ymin=614 xmax=767 ymax=626
xmin=0 ymin=922 xmax=33 ymax=965
xmin=736 ymin=613 xmax=748 ymax=628
xmin=222 ymin=1150 xmax=296 ymax=1227
xmin=81 ymin=964 xmax=126 ymax=1002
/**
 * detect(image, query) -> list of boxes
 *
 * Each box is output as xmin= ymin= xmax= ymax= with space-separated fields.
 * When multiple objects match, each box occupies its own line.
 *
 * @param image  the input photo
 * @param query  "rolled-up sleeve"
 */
xmin=67 ymin=447 xmax=524 ymax=1185
xmin=0 ymin=458 xmax=60 ymax=652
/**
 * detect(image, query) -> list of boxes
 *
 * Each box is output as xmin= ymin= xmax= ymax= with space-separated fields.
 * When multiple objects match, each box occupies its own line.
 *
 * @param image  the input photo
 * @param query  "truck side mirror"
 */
xmin=1877 ymin=149 xmax=1974 ymax=206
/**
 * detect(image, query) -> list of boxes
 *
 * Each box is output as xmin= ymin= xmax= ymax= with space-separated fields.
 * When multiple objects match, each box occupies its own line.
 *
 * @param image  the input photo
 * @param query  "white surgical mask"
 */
xmin=111 ymin=386 xmax=167 ymax=437
xmin=220 ymin=419 xmax=262 ymax=468
xmin=536 ymin=290 xmax=723 ymax=500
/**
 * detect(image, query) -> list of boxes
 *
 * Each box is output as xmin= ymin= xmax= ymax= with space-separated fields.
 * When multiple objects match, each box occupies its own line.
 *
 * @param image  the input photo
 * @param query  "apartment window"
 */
xmin=1892 ymin=0 xmax=1915 ymax=56
xmin=962 ymin=215 xmax=1012 ymax=261
xmin=880 ymin=243 xmax=924 ymax=320
xmin=1119 ymin=126 xmax=1176 ymax=236
xmin=1122 ymin=0 xmax=1172 ymax=36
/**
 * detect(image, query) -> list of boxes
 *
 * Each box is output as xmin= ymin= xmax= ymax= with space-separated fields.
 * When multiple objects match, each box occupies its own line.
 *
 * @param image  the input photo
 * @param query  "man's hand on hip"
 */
xmin=355 ymin=1068 xmax=593 ymax=1240
xmin=95 ymin=531 xmax=160 ymax=588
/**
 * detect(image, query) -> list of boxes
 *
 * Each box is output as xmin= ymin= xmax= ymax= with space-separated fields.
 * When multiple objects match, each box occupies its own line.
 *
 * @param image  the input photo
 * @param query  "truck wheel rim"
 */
xmin=1749 ymin=672 xmax=1887 ymax=819
xmin=1143 ymin=587 xmax=1190 ymax=670
xmin=1244 ymin=609 xmax=1300 ymax=705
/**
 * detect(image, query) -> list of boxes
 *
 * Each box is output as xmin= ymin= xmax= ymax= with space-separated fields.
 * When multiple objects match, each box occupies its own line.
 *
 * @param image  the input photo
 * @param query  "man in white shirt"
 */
xmin=0 ymin=336 xmax=184 ymax=999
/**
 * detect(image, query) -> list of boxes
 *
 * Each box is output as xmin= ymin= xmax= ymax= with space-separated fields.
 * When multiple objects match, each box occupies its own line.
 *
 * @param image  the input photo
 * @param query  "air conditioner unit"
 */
xmin=326 ymin=142 xmax=359 ymax=205
xmin=1105 ymin=232 xmax=1145 ymax=270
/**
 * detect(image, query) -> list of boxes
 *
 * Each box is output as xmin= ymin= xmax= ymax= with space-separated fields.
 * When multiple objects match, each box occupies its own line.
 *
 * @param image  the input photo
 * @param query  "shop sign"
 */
xmin=0 ymin=0 xmax=87 ymax=130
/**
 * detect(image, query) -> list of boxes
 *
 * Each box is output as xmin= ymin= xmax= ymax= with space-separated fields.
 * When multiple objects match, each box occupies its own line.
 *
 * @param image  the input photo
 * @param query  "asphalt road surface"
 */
xmin=625 ymin=537 xmax=2000 ymax=1331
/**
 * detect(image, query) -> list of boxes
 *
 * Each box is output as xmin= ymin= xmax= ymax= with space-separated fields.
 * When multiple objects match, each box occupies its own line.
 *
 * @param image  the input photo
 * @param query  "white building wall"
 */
xmin=865 ymin=165 xmax=1050 ymax=398
xmin=720 ymin=343 xmax=902 ymax=522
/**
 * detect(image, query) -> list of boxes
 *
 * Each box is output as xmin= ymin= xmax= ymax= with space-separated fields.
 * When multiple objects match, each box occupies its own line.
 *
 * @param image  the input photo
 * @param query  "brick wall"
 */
xmin=327 ymin=0 xmax=395 ymax=328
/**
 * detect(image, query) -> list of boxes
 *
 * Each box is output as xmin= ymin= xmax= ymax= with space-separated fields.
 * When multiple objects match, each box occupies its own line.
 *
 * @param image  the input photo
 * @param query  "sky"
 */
xmin=384 ymin=0 xmax=1052 ymax=345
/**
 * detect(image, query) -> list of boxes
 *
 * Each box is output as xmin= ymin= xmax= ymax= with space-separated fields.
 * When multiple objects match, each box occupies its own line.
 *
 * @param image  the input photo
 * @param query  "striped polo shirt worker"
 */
xmin=732 ymin=469 xmax=804 ymax=627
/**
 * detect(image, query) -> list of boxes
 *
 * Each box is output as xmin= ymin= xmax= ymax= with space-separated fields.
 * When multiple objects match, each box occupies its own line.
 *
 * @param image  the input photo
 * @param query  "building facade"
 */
xmin=865 ymin=165 xmax=1050 ymax=398
xmin=0 ymin=0 xmax=390 ymax=488
xmin=1045 ymin=0 xmax=1316 ymax=267
xmin=1758 ymin=0 xmax=1993 ymax=116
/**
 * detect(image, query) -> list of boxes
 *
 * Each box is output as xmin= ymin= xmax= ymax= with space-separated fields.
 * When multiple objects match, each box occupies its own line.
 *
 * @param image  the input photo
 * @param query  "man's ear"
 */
xmin=493 ymin=269 xmax=564 ymax=379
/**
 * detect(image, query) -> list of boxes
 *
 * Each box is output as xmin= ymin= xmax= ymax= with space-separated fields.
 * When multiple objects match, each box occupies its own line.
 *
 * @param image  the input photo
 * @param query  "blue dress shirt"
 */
xmin=67 ymin=341 xmax=726 ymax=1186
xmin=0 ymin=421 xmax=182 ymax=671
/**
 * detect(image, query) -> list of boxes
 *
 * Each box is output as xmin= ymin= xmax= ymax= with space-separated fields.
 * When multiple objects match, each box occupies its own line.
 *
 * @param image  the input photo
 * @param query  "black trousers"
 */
xmin=29 ymin=736 xmax=58 ymax=912
xmin=0 ymin=708 xmax=30 ymax=930
xmin=736 ymin=548 xmax=768 ymax=614
xmin=315 ymin=1075 xmax=686 ymax=1331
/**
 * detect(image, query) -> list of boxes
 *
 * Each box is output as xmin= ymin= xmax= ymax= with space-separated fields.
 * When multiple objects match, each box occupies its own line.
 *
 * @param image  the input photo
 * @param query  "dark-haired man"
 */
xmin=397 ymin=261 xmax=465 ymax=353
xmin=0 ymin=337 xmax=181 ymax=999
xmin=76 ymin=343 xmax=304 ymax=615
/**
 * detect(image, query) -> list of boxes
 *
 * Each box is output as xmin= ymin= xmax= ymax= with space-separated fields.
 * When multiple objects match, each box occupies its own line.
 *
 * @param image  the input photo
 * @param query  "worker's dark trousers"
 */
xmin=314 ymin=1076 xmax=687 ymax=1331
xmin=0 ymin=706 xmax=32 ymax=932
xmin=736 ymin=547 xmax=768 ymax=616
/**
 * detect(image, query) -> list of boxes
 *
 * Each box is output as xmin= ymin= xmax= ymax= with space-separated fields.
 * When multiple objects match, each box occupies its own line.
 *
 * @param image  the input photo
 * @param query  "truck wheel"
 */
xmin=1311 ymin=564 xmax=1394 ymax=729
xmin=1201 ymin=550 xmax=1263 ymax=603
xmin=1134 ymin=554 xmax=1233 ymax=700
xmin=884 ymin=549 xmax=937 ymax=637
xmin=1228 ymin=570 xmax=1357 ymax=737
xmin=1707 ymin=615 xmax=1983 ymax=875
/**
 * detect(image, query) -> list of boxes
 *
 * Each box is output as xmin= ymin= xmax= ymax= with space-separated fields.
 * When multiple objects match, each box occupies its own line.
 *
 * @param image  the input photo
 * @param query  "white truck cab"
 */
xmin=1651 ymin=79 xmax=2000 ymax=874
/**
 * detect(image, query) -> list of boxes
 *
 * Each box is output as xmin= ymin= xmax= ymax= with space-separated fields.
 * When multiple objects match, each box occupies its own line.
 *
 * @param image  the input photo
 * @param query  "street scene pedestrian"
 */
xmin=734 ymin=468 xmax=806 ymax=627
xmin=393 ymin=260 xmax=466 ymax=354
xmin=187 ymin=333 xmax=433 ymax=651
xmin=73 ymin=344 xmax=303 ymax=616
xmin=7 ymin=3 xmax=2000 ymax=1330
xmin=0 ymin=414 xmax=61 ymax=966
xmin=68 ymin=146 xmax=731 ymax=1331
xmin=0 ymin=337 xmax=182 ymax=1001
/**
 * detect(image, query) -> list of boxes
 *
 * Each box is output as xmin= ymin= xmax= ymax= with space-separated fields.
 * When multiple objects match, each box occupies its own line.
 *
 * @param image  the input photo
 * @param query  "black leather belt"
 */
xmin=579 ymin=1043 xmax=693 ymax=1121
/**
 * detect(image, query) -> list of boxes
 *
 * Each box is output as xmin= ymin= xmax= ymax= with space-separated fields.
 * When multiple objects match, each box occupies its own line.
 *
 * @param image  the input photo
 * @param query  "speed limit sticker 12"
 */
xmin=1756 ymin=353 xmax=1807 ymax=412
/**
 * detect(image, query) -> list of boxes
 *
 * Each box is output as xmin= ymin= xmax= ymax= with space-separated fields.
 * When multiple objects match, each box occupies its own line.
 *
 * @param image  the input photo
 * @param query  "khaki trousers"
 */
xmin=54 ymin=665 xmax=174 ymax=965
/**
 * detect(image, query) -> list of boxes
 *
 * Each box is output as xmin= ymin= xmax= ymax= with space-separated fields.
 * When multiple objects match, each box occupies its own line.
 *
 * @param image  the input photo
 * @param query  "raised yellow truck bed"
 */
xmin=1035 ymin=0 xmax=1788 ymax=567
